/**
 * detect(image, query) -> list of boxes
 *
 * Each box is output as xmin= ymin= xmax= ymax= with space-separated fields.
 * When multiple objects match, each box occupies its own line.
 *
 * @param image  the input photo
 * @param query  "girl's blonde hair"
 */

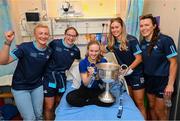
xmin=107 ymin=17 xmax=128 ymax=51
xmin=85 ymin=40 xmax=103 ymax=62
xmin=34 ymin=23 xmax=49 ymax=34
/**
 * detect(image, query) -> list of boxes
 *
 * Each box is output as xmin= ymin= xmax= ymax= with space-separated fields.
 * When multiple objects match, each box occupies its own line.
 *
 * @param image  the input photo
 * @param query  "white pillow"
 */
xmin=67 ymin=61 xmax=81 ymax=89
xmin=0 ymin=74 xmax=13 ymax=86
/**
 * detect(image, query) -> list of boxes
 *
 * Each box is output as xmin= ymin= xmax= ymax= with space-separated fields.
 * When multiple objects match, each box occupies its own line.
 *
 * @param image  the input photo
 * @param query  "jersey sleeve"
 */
xmin=79 ymin=60 xmax=87 ymax=73
xmin=100 ymin=57 xmax=108 ymax=63
xmin=10 ymin=44 xmax=24 ymax=60
xmin=163 ymin=37 xmax=177 ymax=58
xmin=130 ymin=39 xmax=142 ymax=55
xmin=75 ymin=48 xmax=81 ymax=60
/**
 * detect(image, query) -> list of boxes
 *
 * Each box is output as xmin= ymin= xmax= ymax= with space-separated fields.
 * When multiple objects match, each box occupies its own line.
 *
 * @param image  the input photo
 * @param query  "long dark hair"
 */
xmin=140 ymin=14 xmax=160 ymax=55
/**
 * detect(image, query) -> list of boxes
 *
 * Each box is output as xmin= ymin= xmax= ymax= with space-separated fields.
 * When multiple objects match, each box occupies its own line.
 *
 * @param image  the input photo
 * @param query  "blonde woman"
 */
xmin=0 ymin=24 xmax=52 ymax=120
xmin=106 ymin=17 xmax=146 ymax=119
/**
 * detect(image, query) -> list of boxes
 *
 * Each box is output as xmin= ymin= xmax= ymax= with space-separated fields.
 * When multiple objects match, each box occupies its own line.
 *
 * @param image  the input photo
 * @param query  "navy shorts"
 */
xmin=125 ymin=74 xmax=145 ymax=90
xmin=144 ymin=74 xmax=168 ymax=98
xmin=43 ymin=71 xmax=66 ymax=97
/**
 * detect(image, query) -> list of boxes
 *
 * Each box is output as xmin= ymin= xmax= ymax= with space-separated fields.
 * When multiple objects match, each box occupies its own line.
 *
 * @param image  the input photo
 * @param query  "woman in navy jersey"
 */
xmin=0 ymin=24 xmax=52 ymax=120
xmin=66 ymin=41 xmax=113 ymax=107
xmin=139 ymin=14 xmax=177 ymax=120
xmin=43 ymin=27 xmax=81 ymax=120
xmin=105 ymin=17 xmax=146 ymax=119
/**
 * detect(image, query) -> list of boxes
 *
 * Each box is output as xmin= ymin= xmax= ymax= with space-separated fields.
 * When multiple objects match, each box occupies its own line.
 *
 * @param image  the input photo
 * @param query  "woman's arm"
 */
xmin=0 ymin=31 xmax=15 ymax=65
xmin=165 ymin=57 xmax=177 ymax=96
xmin=129 ymin=54 xmax=142 ymax=70
xmin=80 ymin=67 xmax=94 ymax=86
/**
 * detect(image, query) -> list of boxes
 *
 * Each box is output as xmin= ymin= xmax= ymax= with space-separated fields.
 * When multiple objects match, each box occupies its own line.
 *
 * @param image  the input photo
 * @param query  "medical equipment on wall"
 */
xmin=20 ymin=7 xmax=51 ymax=40
xmin=25 ymin=12 xmax=40 ymax=22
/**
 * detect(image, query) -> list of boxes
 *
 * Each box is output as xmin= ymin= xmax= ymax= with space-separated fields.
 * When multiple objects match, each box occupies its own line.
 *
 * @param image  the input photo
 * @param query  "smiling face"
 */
xmin=88 ymin=43 xmax=100 ymax=62
xmin=110 ymin=21 xmax=123 ymax=39
xmin=64 ymin=29 xmax=78 ymax=46
xmin=140 ymin=18 xmax=156 ymax=40
xmin=34 ymin=26 xmax=49 ymax=48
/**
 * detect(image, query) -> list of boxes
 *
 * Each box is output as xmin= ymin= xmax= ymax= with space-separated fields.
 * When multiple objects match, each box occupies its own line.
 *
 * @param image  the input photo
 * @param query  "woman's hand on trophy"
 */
xmin=125 ymin=67 xmax=133 ymax=76
xmin=119 ymin=64 xmax=133 ymax=76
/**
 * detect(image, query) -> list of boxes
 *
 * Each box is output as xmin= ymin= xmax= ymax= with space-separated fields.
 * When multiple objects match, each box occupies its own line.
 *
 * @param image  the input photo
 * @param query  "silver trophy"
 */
xmin=96 ymin=63 xmax=120 ymax=103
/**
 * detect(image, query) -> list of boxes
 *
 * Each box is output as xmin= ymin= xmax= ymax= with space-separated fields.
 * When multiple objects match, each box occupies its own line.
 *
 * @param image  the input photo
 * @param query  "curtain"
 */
xmin=0 ymin=0 xmax=16 ymax=77
xmin=125 ymin=0 xmax=144 ymax=39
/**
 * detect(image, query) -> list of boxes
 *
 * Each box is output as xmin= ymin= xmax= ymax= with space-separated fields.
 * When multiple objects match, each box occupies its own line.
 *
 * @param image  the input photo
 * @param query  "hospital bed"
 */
xmin=0 ymin=74 xmax=13 ymax=98
xmin=55 ymin=54 xmax=144 ymax=120
xmin=55 ymin=80 xmax=144 ymax=120
xmin=0 ymin=61 xmax=16 ymax=98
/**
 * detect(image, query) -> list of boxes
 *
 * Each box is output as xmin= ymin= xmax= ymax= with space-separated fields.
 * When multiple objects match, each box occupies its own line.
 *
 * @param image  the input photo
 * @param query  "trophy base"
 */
xmin=98 ymin=91 xmax=115 ymax=103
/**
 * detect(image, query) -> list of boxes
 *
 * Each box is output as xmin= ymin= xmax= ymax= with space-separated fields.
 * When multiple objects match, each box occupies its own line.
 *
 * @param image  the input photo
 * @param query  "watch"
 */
xmin=4 ymin=41 xmax=11 ymax=46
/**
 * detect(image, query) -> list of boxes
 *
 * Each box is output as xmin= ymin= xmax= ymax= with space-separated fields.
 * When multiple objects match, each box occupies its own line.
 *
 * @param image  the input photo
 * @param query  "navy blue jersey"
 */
xmin=10 ymin=41 xmax=52 ymax=90
xmin=79 ymin=57 xmax=107 ymax=88
xmin=46 ymin=39 xmax=81 ymax=72
xmin=107 ymin=34 xmax=143 ymax=75
xmin=140 ymin=33 xmax=177 ymax=76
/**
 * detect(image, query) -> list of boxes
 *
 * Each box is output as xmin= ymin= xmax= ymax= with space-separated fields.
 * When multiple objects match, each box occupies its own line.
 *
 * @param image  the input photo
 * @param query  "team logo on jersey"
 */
xmin=38 ymin=53 xmax=45 ymax=56
xmin=141 ymin=45 xmax=146 ymax=50
xmin=140 ymin=77 xmax=145 ymax=84
xmin=30 ymin=52 xmax=37 ymax=57
xmin=64 ymin=48 xmax=69 ymax=51
xmin=133 ymin=84 xmax=140 ymax=87
xmin=74 ymin=48 xmax=78 ymax=51
xmin=70 ymin=52 xmax=74 ymax=56
xmin=153 ymin=45 xmax=158 ymax=49
xmin=46 ymin=55 xmax=50 ymax=59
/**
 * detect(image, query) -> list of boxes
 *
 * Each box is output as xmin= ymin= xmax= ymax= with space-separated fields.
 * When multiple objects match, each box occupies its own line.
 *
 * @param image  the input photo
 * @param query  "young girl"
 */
xmin=66 ymin=41 xmax=113 ymax=107
xmin=0 ymin=24 xmax=52 ymax=120
xmin=106 ymin=17 xmax=146 ymax=119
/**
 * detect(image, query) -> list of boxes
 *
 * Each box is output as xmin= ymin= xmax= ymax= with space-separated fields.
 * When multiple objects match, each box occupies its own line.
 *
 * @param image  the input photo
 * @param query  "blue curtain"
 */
xmin=0 ymin=0 xmax=16 ymax=76
xmin=125 ymin=0 xmax=144 ymax=39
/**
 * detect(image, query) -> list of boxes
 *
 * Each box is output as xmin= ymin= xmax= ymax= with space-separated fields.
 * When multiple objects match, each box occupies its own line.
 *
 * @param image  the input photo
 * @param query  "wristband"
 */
xmin=4 ymin=40 xmax=11 ymax=46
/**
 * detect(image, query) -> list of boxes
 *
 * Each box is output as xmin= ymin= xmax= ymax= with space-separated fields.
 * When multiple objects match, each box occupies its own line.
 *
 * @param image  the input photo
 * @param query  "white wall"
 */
xmin=10 ymin=0 xmax=180 ymax=46
xmin=143 ymin=0 xmax=180 ymax=46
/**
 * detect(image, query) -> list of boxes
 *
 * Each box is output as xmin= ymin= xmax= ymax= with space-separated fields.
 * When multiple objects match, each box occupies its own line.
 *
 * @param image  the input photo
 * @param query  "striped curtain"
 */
xmin=125 ymin=0 xmax=144 ymax=39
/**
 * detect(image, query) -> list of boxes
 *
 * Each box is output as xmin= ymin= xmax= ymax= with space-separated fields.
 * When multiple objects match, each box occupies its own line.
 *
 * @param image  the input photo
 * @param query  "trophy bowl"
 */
xmin=96 ymin=63 xmax=120 ymax=103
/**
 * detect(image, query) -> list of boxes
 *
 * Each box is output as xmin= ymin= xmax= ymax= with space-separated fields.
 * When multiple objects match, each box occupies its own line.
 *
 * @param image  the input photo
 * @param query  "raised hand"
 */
xmin=4 ymin=31 xmax=15 ymax=43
